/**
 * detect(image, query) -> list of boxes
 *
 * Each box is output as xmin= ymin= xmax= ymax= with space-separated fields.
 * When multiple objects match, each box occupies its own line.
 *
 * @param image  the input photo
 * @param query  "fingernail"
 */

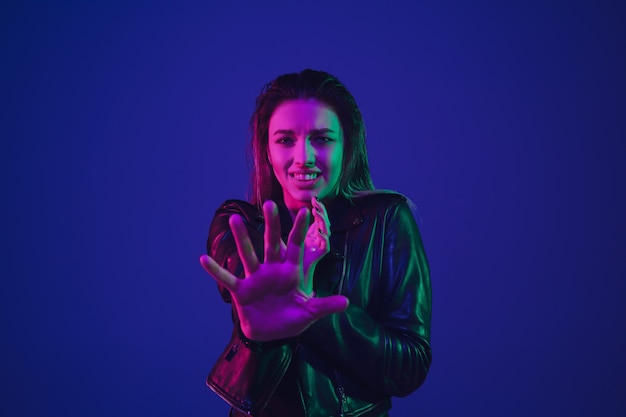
xmin=318 ymin=228 xmax=324 ymax=235
xmin=315 ymin=196 xmax=320 ymax=201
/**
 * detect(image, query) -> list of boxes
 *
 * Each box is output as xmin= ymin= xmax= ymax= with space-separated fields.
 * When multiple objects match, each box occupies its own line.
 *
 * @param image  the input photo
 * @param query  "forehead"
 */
xmin=269 ymin=98 xmax=341 ymax=132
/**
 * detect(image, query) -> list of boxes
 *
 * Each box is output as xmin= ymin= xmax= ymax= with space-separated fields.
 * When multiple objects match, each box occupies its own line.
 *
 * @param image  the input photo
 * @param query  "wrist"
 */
xmin=237 ymin=325 xmax=296 ymax=351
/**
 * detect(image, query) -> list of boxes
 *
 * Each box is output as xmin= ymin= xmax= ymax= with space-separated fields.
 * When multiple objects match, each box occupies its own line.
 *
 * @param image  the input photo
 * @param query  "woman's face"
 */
xmin=267 ymin=98 xmax=344 ymax=211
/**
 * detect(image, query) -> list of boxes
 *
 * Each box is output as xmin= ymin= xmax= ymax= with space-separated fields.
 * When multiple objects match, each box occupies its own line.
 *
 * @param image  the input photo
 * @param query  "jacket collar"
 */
xmin=326 ymin=195 xmax=364 ymax=232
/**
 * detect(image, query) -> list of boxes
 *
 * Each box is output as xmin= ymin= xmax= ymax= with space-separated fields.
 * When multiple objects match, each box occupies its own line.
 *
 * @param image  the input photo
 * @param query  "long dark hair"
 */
xmin=248 ymin=69 xmax=375 ymax=207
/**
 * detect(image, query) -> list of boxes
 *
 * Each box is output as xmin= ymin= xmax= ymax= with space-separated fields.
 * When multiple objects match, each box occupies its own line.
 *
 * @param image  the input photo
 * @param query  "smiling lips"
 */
xmin=292 ymin=172 xmax=319 ymax=181
xmin=290 ymin=172 xmax=321 ymax=187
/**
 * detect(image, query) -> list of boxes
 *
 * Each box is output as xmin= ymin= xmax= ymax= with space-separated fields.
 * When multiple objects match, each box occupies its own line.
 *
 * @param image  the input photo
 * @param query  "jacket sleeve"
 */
xmin=206 ymin=200 xmax=262 ymax=302
xmin=205 ymin=200 xmax=296 ymax=415
xmin=300 ymin=197 xmax=432 ymax=397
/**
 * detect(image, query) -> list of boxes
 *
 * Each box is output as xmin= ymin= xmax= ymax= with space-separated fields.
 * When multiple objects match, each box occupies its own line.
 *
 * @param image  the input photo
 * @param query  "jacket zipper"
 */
xmin=335 ymin=231 xmax=349 ymax=417
xmin=337 ymin=231 xmax=349 ymax=295
xmin=335 ymin=369 xmax=348 ymax=417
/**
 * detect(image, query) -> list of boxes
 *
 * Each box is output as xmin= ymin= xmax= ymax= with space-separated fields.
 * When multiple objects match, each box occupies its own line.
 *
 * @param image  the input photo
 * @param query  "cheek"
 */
xmin=268 ymin=149 xmax=286 ymax=178
xmin=269 ymin=160 xmax=281 ymax=178
xmin=267 ymin=147 xmax=278 ymax=168
xmin=329 ymin=148 xmax=344 ymax=175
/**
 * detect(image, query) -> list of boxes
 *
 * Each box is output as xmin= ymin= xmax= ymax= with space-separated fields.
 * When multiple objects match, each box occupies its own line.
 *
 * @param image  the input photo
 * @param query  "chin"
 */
xmin=294 ymin=190 xmax=317 ymax=201
xmin=284 ymin=189 xmax=319 ymax=204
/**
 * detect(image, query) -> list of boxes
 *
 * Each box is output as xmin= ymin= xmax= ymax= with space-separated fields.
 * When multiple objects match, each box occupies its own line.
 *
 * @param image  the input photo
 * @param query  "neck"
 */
xmin=284 ymin=199 xmax=312 ymax=222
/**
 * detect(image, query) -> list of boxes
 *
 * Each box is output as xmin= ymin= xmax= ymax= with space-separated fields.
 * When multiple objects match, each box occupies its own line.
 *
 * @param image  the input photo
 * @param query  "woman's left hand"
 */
xmin=301 ymin=197 xmax=330 ymax=295
xmin=274 ymin=197 xmax=330 ymax=295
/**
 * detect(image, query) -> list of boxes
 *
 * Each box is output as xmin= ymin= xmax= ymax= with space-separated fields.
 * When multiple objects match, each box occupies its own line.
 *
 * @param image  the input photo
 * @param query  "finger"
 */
xmin=229 ymin=214 xmax=260 ymax=276
xmin=286 ymin=207 xmax=309 ymax=265
xmin=306 ymin=295 xmax=350 ymax=318
xmin=311 ymin=197 xmax=330 ymax=236
xmin=199 ymin=254 xmax=239 ymax=292
xmin=301 ymin=273 xmax=313 ymax=295
xmin=263 ymin=200 xmax=282 ymax=263
xmin=310 ymin=203 xmax=323 ymax=234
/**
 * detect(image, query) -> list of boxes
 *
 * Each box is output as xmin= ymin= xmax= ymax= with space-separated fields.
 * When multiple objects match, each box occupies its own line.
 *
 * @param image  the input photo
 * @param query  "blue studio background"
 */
xmin=2 ymin=1 xmax=625 ymax=416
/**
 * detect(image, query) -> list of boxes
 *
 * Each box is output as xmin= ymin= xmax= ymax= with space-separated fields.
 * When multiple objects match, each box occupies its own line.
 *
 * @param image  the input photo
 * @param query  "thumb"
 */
xmin=307 ymin=295 xmax=349 ymax=319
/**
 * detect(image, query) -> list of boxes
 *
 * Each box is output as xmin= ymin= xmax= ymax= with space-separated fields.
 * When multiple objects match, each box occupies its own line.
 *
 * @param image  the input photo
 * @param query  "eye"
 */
xmin=312 ymin=136 xmax=332 ymax=144
xmin=275 ymin=137 xmax=294 ymax=145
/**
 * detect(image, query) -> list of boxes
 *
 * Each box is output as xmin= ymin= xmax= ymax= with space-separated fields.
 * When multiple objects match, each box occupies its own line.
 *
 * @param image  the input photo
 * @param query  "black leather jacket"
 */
xmin=206 ymin=193 xmax=432 ymax=417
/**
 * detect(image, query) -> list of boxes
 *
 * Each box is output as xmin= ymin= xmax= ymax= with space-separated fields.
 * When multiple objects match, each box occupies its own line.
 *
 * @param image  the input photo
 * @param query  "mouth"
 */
xmin=289 ymin=172 xmax=321 ymax=188
xmin=291 ymin=172 xmax=319 ymax=181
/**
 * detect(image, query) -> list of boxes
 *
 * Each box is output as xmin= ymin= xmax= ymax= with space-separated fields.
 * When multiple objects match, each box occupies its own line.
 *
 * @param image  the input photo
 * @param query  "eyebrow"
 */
xmin=272 ymin=128 xmax=336 ymax=136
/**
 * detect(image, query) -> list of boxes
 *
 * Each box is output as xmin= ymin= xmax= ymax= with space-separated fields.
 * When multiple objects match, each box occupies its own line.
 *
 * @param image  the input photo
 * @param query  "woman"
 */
xmin=200 ymin=69 xmax=432 ymax=417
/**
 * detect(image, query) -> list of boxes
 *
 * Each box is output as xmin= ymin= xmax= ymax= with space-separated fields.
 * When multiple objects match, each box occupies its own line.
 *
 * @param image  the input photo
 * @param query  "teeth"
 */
xmin=294 ymin=173 xmax=318 ymax=181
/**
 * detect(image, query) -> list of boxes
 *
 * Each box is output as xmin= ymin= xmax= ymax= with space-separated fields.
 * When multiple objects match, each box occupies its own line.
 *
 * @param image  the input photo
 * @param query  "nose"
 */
xmin=294 ymin=138 xmax=315 ymax=166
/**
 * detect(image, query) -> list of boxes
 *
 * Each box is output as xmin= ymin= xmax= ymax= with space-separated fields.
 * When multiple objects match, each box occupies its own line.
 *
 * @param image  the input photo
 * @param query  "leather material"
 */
xmin=206 ymin=193 xmax=432 ymax=417
xmin=207 ymin=327 xmax=296 ymax=415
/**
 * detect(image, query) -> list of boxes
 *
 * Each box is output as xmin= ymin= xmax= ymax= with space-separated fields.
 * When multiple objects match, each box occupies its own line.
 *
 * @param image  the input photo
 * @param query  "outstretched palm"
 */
xmin=200 ymin=200 xmax=347 ymax=342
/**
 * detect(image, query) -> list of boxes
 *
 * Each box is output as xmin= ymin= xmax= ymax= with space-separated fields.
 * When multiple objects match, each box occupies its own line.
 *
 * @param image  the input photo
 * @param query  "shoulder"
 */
xmin=217 ymin=199 xmax=257 ymax=212
xmin=214 ymin=199 xmax=262 ymax=224
xmin=351 ymin=191 xmax=413 ymax=215
xmin=207 ymin=199 xmax=262 ymax=257
xmin=352 ymin=192 xmax=425 ymax=253
xmin=352 ymin=191 xmax=421 ymax=236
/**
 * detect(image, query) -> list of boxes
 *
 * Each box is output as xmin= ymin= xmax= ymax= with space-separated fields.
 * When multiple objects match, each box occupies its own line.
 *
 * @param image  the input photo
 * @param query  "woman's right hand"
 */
xmin=199 ymin=200 xmax=349 ymax=342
